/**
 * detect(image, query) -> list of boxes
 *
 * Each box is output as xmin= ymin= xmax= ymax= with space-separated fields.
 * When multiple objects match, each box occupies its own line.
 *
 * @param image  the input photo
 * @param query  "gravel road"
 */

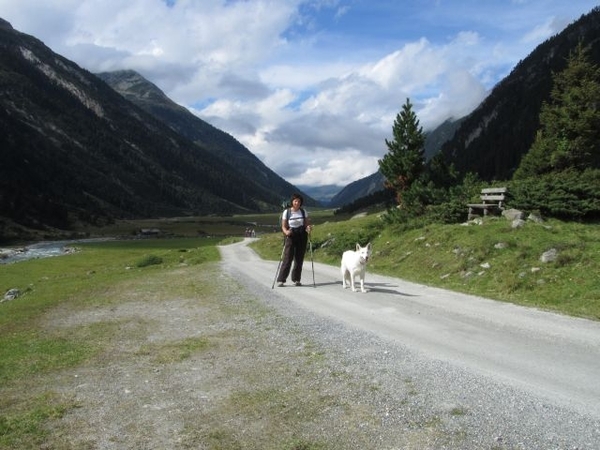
xmin=219 ymin=238 xmax=600 ymax=449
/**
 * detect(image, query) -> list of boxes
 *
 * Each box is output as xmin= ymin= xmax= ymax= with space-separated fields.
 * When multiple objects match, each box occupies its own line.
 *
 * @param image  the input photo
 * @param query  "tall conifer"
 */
xmin=378 ymin=98 xmax=426 ymax=205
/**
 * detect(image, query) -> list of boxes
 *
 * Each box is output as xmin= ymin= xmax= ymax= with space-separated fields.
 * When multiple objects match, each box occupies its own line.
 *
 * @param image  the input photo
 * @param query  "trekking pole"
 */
xmin=308 ymin=231 xmax=316 ymax=287
xmin=271 ymin=238 xmax=286 ymax=289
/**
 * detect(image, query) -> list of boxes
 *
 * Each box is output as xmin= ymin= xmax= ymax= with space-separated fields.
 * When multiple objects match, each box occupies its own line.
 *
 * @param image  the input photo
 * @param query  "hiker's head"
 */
xmin=290 ymin=193 xmax=304 ymax=208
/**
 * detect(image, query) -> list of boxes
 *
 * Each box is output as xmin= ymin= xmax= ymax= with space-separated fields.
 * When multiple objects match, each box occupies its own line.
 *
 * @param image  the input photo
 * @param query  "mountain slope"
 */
xmin=96 ymin=70 xmax=316 ymax=207
xmin=0 ymin=19 xmax=298 ymax=233
xmin=439 ymin=7 xmax=600 ymax=181
xmin=328 ymin=172 xmax=385 ymax=208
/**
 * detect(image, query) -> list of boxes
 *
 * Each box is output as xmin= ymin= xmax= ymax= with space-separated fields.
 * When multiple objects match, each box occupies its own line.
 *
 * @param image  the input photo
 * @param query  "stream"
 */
xmin=0 ymin=239 xmax=111 ymax=264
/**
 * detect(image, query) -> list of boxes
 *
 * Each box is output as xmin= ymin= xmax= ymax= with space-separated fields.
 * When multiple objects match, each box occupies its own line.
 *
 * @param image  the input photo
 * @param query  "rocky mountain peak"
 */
xmin=0 ymin=18 xmax=13 ymax=30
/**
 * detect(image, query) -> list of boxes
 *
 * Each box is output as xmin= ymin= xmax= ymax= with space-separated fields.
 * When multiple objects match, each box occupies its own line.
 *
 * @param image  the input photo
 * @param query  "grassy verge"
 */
xmin=250 ymin=213 xmax=600 ymax=320
xmin=0 ymin=238 xmax=220 ymax=447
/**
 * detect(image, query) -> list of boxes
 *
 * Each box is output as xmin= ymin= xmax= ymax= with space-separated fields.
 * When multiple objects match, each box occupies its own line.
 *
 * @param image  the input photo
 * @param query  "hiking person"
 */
xmin=276 ymin=193 xmax=312 ymax=287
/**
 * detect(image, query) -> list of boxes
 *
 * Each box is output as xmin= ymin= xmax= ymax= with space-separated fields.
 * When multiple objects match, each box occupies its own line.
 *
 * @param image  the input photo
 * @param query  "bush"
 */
xmin=509 ymin=169 xmax=600 ymax=219
xmin=136 ymin=254 xmax=163 ymax=268
xmin=426 ymin=199 xmax=467 ymax=223
xmin=381 ymin=173 xmax=486 ymax=226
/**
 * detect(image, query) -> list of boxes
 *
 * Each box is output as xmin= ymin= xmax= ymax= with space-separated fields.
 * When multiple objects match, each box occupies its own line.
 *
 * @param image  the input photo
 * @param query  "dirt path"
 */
xmin=221 ymin=238 xmax=600 ymax=420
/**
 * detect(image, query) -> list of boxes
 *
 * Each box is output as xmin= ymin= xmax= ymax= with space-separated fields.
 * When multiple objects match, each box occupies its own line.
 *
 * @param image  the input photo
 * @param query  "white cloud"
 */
xmin=290 ymin=153 xmax=381 ymax=187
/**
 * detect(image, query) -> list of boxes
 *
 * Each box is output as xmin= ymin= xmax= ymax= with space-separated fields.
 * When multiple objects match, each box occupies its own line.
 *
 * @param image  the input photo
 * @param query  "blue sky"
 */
xmin=1 ymin=0 xmax=598 ymax=187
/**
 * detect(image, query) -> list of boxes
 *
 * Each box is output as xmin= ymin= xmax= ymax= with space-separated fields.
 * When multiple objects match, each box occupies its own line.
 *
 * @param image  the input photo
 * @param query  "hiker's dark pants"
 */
xmin=277 ymin=228 xmax=308 ymax=283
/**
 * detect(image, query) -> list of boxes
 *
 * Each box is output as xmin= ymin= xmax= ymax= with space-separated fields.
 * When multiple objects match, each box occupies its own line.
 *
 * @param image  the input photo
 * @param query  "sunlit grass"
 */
xmin=0 ymin=238 xmax=222 ymax=448
xmin=0 ymin=237 xmax=222 ymax=369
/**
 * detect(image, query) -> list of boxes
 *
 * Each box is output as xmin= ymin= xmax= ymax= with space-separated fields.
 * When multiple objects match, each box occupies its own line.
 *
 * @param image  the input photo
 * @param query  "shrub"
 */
xmin=136 ymin=254 xmax=163 ymax=268
xmin=381 ymin=172 xmax=486 ymax=226
xmin=509 ymin=169 xmax=600 ymax=219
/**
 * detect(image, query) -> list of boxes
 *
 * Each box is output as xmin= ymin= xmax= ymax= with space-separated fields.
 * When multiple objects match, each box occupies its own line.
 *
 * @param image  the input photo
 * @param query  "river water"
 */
xmin=0 ymin=239 xmax=111 ymax=264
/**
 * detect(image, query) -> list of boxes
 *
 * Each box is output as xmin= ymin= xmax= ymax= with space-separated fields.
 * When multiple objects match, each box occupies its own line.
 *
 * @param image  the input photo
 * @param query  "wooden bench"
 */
xmin=467 ymin=187 xmax=507 ymax=219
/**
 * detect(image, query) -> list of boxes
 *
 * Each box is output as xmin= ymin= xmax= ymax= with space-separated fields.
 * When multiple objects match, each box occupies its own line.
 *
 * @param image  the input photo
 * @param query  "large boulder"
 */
xmin=502 ymin=208 xmax=526 ymax=221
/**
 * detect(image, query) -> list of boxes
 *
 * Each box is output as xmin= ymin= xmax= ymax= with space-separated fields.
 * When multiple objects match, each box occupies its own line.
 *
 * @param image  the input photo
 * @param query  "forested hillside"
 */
xmin=439 ymin=7 xmax=600 ymax=181
xmin=337 ymin=7 xmax=600 ymax=211
xmin=0 ymin=19 xmax=307 ymax=238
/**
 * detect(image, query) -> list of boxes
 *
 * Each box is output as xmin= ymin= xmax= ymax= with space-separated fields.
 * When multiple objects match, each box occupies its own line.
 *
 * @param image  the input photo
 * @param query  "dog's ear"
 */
xmin=355 ymin=243 xmax=360 ymax=251
xmin=367 ymin=242 xmax=372 ymax=250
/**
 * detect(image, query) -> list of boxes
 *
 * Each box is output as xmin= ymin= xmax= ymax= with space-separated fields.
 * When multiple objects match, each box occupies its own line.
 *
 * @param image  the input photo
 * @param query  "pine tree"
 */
xmin=378 ymin=98 xmax=426 ymax=205
xmin=514 ymin=43 xmax=600 ymax=179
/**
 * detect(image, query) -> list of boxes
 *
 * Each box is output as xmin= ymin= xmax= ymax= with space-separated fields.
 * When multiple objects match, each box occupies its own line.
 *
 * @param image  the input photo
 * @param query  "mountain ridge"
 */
xmin=439 ymin=7 xmax=600 ymax=181
xmin=0 ymin=19 xmax=312 ymax=237
xmin=96 ymin=70 xmax=316 ymax=207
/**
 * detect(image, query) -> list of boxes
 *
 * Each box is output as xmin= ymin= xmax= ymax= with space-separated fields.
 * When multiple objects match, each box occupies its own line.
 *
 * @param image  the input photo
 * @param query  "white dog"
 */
xmin=341 ymin=242 xmax=372 ymax=293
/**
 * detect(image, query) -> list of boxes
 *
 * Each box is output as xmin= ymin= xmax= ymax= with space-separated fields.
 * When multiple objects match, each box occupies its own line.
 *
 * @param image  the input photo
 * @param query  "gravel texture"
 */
xmin=234 ymin=267 xmax=600 ymax=450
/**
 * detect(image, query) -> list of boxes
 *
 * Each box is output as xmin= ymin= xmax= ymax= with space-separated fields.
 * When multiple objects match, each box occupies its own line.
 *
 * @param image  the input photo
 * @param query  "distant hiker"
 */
xmin=276 ymin=193 xmax=312 ymax=287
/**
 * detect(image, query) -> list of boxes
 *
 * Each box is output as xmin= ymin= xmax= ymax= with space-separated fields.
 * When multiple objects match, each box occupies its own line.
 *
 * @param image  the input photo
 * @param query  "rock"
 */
xmin=540 ymin=248 xmax=558 ymax=263
xmin=502 ymin=208 xmax=525 ymax=221
xmin=528 ymin=212 xmax=544 ymax=223
xmin=0 ymin=249 xmax=14 ymax=260
xmin=512 ymin=219 xmax=525 ymax=229
xmin=3 ymin=288 xmax=20 ymax=302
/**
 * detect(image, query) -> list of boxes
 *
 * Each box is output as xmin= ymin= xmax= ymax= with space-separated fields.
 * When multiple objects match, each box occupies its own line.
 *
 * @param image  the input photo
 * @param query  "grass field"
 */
xmin=5 ymin=209 xmax=598 ymax=320
xmin=1 ymin=237 xmax=222 ymax=378
xmin=3 ymin=207 xmax=599 ymax=322
xmin=0 ymin=238 xmax=222 ymax=448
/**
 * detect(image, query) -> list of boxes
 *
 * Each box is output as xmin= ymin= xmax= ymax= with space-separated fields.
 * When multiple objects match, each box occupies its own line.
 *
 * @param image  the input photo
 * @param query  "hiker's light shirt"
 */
xmin=283 ymin=209 xmax=307 ymax=229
